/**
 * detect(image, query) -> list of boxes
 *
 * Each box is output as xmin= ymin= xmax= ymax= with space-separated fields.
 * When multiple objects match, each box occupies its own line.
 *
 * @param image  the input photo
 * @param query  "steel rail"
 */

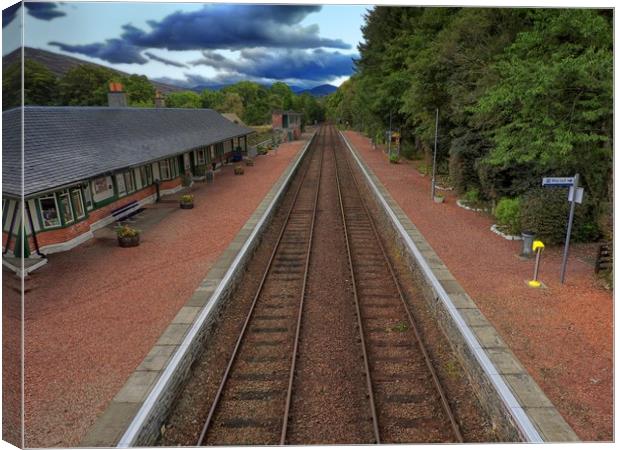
xmin=332 ymin=125 xmax=382 ymax=444
xmin=335 ymin=130 xmax=463 ymax=442
xmin=196 ymin=127 xmax=324 ymax=446
xmin=338 ymin=130 xmax=543 ymax=443
xmin=279 ymin=125 xmax=325 ymax=445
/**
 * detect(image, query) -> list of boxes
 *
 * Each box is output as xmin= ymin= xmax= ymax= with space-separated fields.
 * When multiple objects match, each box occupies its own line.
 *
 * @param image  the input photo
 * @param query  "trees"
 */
xmin=58 ymin=65 xmax=116 ymax=106
xmin=3 ymin=60 xmax=59 ymax=109
xmin=329 ymin=6 xmax=612 ymax=239
xmin=165 ymin=91 xmax=202 ymax=108
xmin=120 ymin=74 xmax=155 ymax=107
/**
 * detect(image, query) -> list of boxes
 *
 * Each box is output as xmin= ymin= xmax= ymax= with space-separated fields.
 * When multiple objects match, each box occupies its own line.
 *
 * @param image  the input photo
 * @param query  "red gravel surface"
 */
xmin=21 ymin=139 xmax=307 ymax=448
xmin=344 ymin=131 xmax=613 ymax=441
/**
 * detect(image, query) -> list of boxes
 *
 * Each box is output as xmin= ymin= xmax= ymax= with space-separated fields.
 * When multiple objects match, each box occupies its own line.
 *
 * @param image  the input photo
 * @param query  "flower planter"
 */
xmin=118 ymin=235 xmax=140 ymax=247
xmin=180 ymin=202 xmax=194 ymax=209
xmin=234 ymin=166 xmax=245 ymax=175
xmin=433 ymin=195 xmax=445 ymax=204
xmin=245 ymin=158 xmax=254 ymax=166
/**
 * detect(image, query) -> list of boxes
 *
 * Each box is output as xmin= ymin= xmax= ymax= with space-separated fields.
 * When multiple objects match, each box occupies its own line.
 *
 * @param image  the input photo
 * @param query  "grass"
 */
xmin=390 ymin=322 xmax=409 ymax=333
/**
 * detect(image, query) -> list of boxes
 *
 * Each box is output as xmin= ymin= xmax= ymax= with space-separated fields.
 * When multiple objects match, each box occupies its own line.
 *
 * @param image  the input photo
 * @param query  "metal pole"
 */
xmin=532 ymin=249 xmax=542 ymax=282
xmin=560 ymin=173 xmax=579 ymax=284
xmin=431 ymin=108 xmax=439 ymax=200
xmin=388 ymin=110 xmax=392 ymax=157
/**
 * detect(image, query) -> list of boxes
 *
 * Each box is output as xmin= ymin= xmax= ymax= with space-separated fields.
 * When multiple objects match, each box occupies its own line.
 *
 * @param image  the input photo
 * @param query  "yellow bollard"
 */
xmin=528 ymin=240 xmax=545 ymax=288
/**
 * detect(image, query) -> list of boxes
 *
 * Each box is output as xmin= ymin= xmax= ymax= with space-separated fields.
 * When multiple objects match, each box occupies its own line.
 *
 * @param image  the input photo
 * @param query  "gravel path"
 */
xmin=344 ymin=130 xmax=613 ymax=441
xmin=20 ymin=139 xmax=307 ymax=448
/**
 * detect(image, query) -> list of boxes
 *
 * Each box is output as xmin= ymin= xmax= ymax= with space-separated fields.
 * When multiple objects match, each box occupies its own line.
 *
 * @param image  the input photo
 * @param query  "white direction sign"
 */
xmin=568 ymin=186 xmax=584 ymax=204
xmin=542 ymin=177 xmax=575 ymax=187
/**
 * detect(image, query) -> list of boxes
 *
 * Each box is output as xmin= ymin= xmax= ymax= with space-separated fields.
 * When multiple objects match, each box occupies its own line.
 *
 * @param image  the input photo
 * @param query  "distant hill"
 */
xmin=298 ymin=84 xmax=338 ymax=97
xmin=3 ymin=47 xmax=183 ymax=94
xmin=190 ymin=82 xmax=337 ymax=97
xmin=5 ymin=48 xmax=339 ymax=98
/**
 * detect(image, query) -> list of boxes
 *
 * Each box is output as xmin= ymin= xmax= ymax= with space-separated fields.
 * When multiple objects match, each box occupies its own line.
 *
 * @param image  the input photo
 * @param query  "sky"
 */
xmin=2 ymin=1 xmax=369 ymax=89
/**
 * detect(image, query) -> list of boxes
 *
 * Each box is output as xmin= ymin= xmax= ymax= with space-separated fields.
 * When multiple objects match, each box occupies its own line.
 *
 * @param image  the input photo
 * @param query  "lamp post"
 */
xmin=387 ymin=110 xmax=393 ymax=157
xmin=430 ymin=108 xmax=439 ymax=200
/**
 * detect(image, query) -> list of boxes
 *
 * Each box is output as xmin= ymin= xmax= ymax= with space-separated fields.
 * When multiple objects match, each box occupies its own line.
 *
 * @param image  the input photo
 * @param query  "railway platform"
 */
xmin=342 ymin=130 xmax=612 ymax=441
xmin=16 ymin=136 xmax=311 ymax=448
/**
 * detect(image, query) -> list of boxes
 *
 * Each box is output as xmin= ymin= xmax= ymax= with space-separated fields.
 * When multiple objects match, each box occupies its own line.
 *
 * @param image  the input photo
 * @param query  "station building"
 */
xmin=2 ymin=97 xmax=253 ymax=259
xmin=272 ymin=110 xmax=303 ymax=142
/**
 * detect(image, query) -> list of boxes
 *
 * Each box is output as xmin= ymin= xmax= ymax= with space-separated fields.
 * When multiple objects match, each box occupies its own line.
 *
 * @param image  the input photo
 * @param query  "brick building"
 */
xmin=2 ymin=102 xmax=253 ymax=259
xmin=272 ymin=110 xmax=303 ymax=141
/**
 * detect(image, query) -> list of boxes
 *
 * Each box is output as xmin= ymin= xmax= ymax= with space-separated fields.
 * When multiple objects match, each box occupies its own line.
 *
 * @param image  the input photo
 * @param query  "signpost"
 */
xmin=542 ymin=173 xmax=583 ymax=284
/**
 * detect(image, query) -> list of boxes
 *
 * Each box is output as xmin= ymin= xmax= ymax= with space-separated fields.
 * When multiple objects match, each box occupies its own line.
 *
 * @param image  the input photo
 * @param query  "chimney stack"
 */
xmin=107 ymin=82 xmax=127 ymax=107
xmin=154 ymin=89 xmax=166 ymax=108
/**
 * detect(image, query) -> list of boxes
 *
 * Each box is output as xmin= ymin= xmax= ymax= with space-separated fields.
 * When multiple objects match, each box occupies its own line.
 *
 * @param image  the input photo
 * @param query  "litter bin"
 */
xmin=521 ymin=231 xmax=536 ymax=257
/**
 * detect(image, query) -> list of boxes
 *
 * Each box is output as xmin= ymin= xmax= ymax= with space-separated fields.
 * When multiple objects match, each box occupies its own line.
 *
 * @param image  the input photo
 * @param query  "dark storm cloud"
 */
xmin=144 ymin=51 xmax=188 ymax=68
xmin=49 ymin=39 xmax=148 ymax=65
xmin=2 ymin=2 xmax=20 ymax=28
xmin=3 ymin=2 xmax=66 ymax=28
xmin=47 ymin=5 xmax=350 ymax=64
xmin=124 ymin=5 xmax=349 ymax=51
xmin=190 ymin=49 xmax=356 ymax=82
xmin=25 ymin=2 xmax=66 ymax=20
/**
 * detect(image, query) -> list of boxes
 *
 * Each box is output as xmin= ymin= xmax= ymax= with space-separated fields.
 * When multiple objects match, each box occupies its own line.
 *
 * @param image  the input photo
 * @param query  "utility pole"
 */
xmin=431 ymin=108 xmax=439 ymax=200
xmin=387 ymin=110 xmax=392 ymax=157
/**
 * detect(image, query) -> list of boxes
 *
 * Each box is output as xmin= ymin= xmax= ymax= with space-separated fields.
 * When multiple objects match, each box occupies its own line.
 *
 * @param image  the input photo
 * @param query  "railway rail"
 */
xmin=196 ymin=126 xmax=325 ymax=445
xmin=331 ymin=124 xmax=462 ymax=443
xmin=195 ymin=124 xmax=463 ymax=445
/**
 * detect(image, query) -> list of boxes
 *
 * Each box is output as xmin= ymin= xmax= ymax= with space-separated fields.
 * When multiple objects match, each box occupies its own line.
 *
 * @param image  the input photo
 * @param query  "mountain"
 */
xmin=3 ymin=47 xmax=183 ymax=94
xmin=298 ymin=84 xmax=338 ymax=96
xmin=190 ymin=82 xmax=337 ymax=97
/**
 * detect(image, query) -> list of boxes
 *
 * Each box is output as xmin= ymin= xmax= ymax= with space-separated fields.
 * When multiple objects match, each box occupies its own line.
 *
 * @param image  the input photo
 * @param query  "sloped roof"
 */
xmin=2 ymin=106 xmax=253 ymax=197
xmin=221 ymin=113 xmax=247 ymax=127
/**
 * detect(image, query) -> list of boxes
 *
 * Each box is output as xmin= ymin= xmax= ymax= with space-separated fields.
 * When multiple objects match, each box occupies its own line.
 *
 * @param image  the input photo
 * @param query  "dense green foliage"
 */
xmin=520 ymin=187 xmax=600 ymax=244
xmin=326 ymin=7 xmax=612 ymax=242
xmin=494 ymin=198 xmax=521 ymax=235
xmin=4 ymin=62 xmax=326 ymax=127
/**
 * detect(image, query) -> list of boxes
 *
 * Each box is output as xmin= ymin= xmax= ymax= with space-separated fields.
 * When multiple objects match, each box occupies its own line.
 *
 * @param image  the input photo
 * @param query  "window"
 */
xmin=124 ymin=171 xmax=135 ymax=193
xmin=139 ymin=165 xmax=152 ymax=186
xmin=38 ymin=195 xmax=61 ymax=228
xmin=58 ymin=192 xmax=74 ymax=224
xmin=160 ymin=160 xmax=171 ymax=180
xmin=115 ymin=173 xmax=127 ymax=196
xmin=93 ymin=177 xmax=109 ymax=194
xmin=83 ymin=185 xmax=93 ymax=210
xmin=196 ymin=149 xmax=206 ymax=165
xmin=71 ymin=189 xmax=86 ymax=219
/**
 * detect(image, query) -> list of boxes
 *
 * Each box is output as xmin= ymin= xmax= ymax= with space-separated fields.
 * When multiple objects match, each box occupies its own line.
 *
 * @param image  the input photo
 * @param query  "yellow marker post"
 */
xmin=528 ymin=240 xmax=545 ymax=288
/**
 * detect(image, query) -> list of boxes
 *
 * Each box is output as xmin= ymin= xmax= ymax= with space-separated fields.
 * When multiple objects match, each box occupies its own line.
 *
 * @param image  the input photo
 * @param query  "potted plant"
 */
xmin=433 ymin=193 xmax=445 ymax=203
xmin=234 ymin=165 xmax=245 ymax=175
xmin=389 ymin=154 xmax=399 ymax=164
xmin=245 ymin=158 xmax=254 ymax=166
xmin=116 ymin=224 xmax=140 ymax=247
xmin=180 ymin=194 xmax=194 ymax=209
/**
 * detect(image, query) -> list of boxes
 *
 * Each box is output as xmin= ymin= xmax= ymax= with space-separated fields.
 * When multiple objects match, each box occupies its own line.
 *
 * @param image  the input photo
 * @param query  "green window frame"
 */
xmin=38 ymin=194 xmax=61 ymax=229
xmin=159 ymin=159 xmax=172 ymax=180
xmin=58 ymin=191 xmax=74 ymax=225
xmin=196 ymin=149 xmax=206 ymax=165
xmin=124 ymin=171 xmax=136 ymax=194
xmin=115 ymin=173 xmax=127 ymax=197
xmin=70 ymin=189 xmax=86 ymax=220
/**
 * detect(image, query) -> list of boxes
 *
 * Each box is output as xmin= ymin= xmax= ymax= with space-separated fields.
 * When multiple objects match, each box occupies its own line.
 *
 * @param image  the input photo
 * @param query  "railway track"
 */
xmin=331 ymin=124 xmax=463 ymax=443
xmin=196 ymin=126 xmax=325 ymax=445
xmin=195 ymin=125 xmax=463 ymax=445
